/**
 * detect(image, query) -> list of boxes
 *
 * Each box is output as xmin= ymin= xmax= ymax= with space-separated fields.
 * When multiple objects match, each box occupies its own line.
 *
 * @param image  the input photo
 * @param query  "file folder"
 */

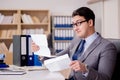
xmin=20 ymin=35 xmax=28 ymax=66
xmin=13 ymin=35 xmax=21 ymax=66
xmin=26 ymin=35 xmax=34 ymax=66
xmin=13 ymin=35 xmax=27 ymax=66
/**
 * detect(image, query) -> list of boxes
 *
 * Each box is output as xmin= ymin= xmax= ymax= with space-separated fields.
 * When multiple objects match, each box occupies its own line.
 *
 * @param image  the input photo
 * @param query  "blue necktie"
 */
xmin=72 ymin=40 xmax=86 ymax=60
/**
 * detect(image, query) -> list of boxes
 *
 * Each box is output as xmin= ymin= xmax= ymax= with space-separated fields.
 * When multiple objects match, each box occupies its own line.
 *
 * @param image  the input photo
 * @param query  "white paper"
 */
xmin=44 ymin=54 xmax=71 ymax=72
xmin=31 ymin=34 xmax=51 ymax=57
xmin=0 ymin=67 xmax=26 ymax=75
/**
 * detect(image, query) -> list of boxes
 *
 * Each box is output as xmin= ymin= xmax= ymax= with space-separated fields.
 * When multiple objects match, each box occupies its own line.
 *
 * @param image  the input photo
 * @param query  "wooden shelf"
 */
xmin=0 ymin=9 xmax=51 ymax=53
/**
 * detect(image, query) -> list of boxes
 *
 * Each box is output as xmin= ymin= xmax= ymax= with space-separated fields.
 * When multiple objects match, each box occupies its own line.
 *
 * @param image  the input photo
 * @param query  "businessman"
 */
xmin=32 ymin=7 xmax=117 ymax=80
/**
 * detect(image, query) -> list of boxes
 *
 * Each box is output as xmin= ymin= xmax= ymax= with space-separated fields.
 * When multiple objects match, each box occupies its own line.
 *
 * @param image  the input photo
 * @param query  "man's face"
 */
xmin=72 ymin=15 xmax=90 ymax=38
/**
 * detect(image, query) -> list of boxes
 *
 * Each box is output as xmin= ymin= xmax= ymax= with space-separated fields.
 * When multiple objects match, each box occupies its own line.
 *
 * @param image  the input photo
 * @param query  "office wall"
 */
xmin=88 ymin=0 xmax=120 ymax=39
xmin=0 ymin=0 xmax=87 ymax=15
xmin=102 ymin=0 xmax=120 ymax=38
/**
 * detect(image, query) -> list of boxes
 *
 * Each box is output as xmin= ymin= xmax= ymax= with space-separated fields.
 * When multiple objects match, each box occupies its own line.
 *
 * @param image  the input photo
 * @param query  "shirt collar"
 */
xmin=85 ymin=32 xmax=98 ymax=46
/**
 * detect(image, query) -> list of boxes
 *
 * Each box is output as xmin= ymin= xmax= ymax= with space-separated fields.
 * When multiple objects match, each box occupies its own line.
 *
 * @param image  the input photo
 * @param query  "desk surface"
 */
xmin=0 ymin=69 xmax=65 ymax=80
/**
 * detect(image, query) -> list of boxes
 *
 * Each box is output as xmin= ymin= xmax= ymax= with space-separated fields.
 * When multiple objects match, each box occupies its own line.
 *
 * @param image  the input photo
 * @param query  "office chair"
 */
xmin=108 ymin=39 xmax=120 ymax=80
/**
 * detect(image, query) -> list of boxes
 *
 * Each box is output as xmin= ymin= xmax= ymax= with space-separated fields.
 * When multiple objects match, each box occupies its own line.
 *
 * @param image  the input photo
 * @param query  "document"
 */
xmin=31 ymin=34 xmax=51 ymax=57
xmin=44 ymin=54 xmax=71 ymax=72
xmin=9 ymin=65 xmax=47 ymax=71
xmin=0 ymin=67 xmax=26 ymax=75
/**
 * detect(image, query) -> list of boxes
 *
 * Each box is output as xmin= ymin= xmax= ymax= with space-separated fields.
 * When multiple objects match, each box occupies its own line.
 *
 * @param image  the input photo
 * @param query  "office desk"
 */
xmin=0 ymin=69 xmax=65 ymax=80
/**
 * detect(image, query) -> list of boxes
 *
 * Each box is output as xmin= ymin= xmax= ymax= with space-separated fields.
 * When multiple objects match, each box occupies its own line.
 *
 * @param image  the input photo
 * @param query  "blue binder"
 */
xmin=34 ymin=54 xmax=42 ymax=66
xmin=26 ymin=35 xmax=34 ymax=66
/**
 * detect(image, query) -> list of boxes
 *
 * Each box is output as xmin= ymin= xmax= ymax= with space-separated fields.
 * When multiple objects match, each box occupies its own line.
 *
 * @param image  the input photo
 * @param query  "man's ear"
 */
xmin=88 ymin=19 xmax=93 ymax=26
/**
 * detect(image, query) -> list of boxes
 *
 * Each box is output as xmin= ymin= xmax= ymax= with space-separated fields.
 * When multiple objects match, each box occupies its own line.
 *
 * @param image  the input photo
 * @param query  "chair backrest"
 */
xmin=108 ymin=39 xmax=120 ymax=80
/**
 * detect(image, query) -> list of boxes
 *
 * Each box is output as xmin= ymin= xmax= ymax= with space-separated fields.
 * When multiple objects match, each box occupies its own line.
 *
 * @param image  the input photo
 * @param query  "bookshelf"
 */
xmin=52 ymin=16 xmax=74 ymax=54
xmin=21 ymin=10 xmax=50 ymax=35
xmin=0 ymin=9 xmax=51 ymax=64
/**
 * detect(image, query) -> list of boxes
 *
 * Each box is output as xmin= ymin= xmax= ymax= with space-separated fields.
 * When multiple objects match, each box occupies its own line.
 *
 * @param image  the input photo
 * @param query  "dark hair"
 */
xmin=72 ymin=7 xmax=95 ymax=26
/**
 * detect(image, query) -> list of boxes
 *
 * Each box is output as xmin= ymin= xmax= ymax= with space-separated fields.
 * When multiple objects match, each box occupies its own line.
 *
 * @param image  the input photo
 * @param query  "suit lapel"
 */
xmin=79 ymin=36 xmax=102 ymax=62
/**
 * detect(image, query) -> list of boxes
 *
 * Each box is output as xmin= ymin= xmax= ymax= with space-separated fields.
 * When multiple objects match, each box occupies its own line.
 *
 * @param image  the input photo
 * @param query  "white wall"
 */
xmin=88 ymin=0 xmax=120 ymax=39
xmin=102 ymin=0 xmax=120 ymax=38
xmin=0 ymin=0 xmax=87 ymax=15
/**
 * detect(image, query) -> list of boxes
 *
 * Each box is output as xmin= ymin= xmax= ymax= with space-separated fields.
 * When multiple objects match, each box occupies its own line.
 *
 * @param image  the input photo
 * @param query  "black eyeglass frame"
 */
xmin=71 ymin=20 xmax=87 ymax=27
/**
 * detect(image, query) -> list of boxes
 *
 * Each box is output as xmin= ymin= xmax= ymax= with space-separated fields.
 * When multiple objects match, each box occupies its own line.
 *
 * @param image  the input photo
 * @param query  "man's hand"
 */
xmin=31 ymin=41 xmax=40 ymax=52
xmin=32 ymin=41 xmax=44 ymax=60
xmin=70 ymin=60 xmax=88 ymax=73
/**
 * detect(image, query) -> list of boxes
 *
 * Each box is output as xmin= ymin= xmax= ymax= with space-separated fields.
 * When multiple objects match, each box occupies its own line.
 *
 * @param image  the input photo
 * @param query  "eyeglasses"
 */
xmin=72 ymin=20 xmax=87 ymax=27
